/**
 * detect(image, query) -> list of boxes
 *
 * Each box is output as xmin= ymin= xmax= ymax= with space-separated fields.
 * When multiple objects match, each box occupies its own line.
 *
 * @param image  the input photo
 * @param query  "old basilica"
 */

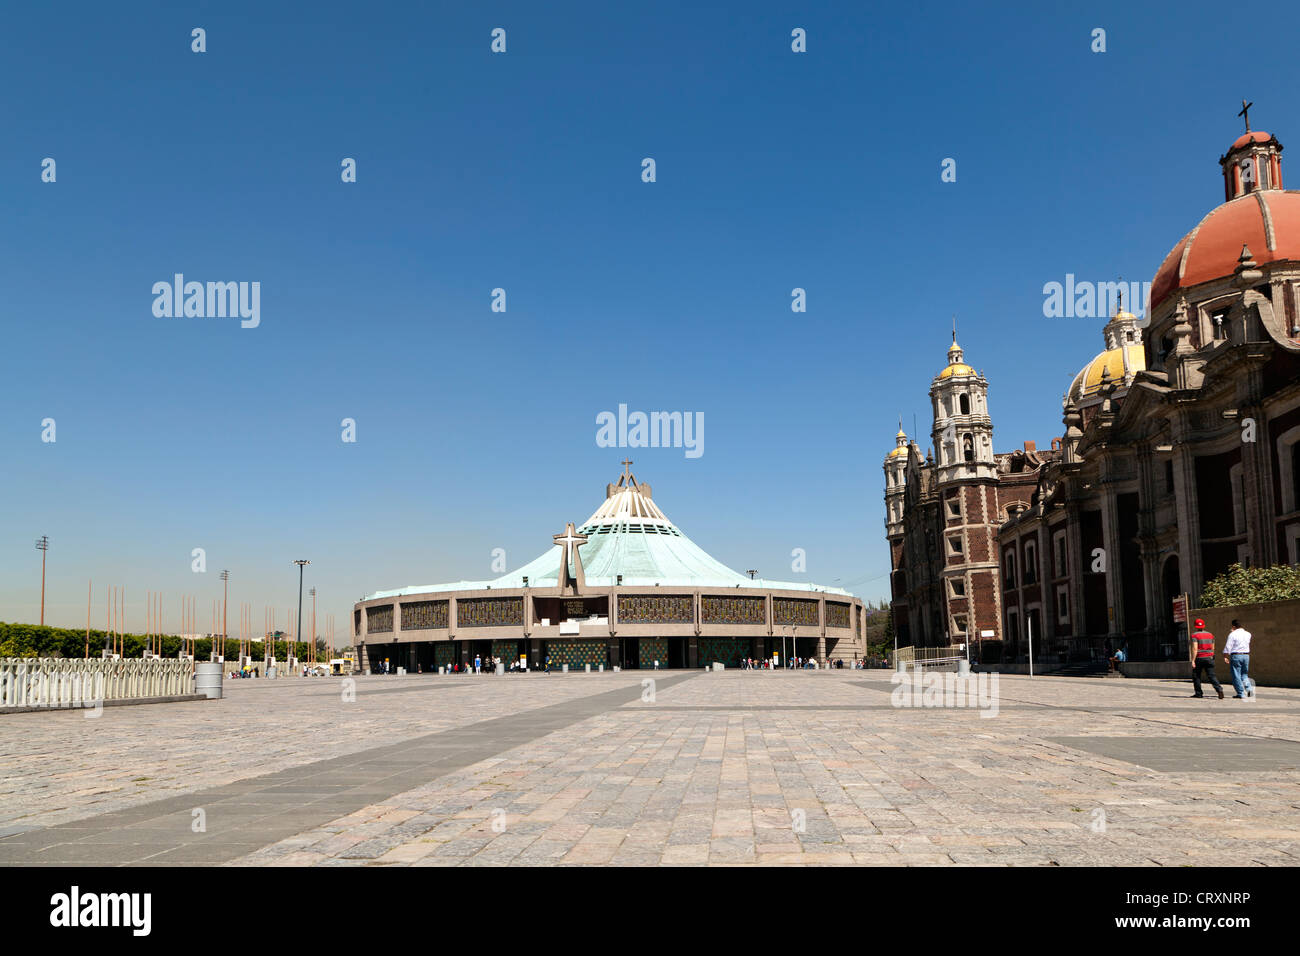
xmin=885 ymin=114 xmax=1300 ymax=662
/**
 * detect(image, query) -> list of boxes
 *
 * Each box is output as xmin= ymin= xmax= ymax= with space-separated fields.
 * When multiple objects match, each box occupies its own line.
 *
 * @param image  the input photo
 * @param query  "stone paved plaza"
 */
xmin=2 ymin=669 xmax=1299 ymax=866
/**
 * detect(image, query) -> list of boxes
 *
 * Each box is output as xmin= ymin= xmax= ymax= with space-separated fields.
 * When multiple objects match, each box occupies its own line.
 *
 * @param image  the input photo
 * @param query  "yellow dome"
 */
xmin=938 ymin=362 xmax=976 ymax=379
xmin=1067 ymin=345 xmax=1146 ymax=404
xmin=886 ymin=445 xmax=908 ymax=458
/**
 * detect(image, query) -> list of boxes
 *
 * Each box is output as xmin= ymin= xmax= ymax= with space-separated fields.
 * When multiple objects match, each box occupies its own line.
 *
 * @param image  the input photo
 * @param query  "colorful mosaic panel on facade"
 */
xmin=545 ymin=640 xmax=606 ymax=668
xmin=367 ymin=604 xmax=393 ymax=633
xmin=457 ymin=597 xmax=523 ymax=627
xmin=773 ymin=598 xmax=818 ymax=626
xmin=639 ymin=637 xmax=669 ymax=667
xmin=354 ymin=609 xmax=361 ymax=637
xmin=491 ymin=639 xmax=523 ymax=662
xmin=618 ymin=594 xmax=694 ymax=624
xmin=701 ymin=596 xmax=765 ymax=625
xmin=698 ymin=637 xmax=749 ymax=668
xmin=434 ymin=643 xmax=457 ymax=669
xmin=826 ymin=602 xmax=850 ymax=629
xmin=401 ymin=600 xmax=448 ymax=630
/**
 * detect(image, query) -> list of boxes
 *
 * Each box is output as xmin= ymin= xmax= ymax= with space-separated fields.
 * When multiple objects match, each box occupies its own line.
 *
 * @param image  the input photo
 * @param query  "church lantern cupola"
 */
xmin=1220 ymin=99 xmax=1283 ymax=200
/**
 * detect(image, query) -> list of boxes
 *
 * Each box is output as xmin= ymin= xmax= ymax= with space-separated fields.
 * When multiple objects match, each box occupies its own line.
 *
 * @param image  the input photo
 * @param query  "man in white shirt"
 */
xmin=1223 ymin=619 xmax=1254 ymax=698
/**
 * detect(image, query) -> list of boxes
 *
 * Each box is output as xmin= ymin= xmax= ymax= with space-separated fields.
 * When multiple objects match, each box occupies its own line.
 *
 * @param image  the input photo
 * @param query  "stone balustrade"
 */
xmin=0 ymin=657 xmax=195 ymax=710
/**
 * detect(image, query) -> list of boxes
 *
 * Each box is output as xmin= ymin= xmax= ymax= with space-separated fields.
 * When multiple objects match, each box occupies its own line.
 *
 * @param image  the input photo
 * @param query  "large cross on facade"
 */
xmin=553 ymin=521 xmax=588 ymax=593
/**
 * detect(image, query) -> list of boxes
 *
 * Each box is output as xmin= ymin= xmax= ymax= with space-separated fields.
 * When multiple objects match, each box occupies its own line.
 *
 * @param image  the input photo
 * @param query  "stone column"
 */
xmin=1171 ymin=420 xmax=1204 ymax=598
xmin=1064 ymin=502 xmax=1086 ymax=644
xmin=816 ymin=597 xmax=826 ymax=662
xmin=1135 ymin=444 xmax=1160 ymax=650
xmin=1036 ymin=519 xmax=1054 ymax=652
xmin=1240 ymin=402 xmax=1278 ymax=567
xmin=1099 ymin=487 xmax=1124 ymax=640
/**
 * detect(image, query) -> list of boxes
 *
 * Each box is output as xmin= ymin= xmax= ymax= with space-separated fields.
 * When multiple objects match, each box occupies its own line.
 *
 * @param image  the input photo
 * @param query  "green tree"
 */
xmin=1200 ymin=563 xmax=1300 ymax=607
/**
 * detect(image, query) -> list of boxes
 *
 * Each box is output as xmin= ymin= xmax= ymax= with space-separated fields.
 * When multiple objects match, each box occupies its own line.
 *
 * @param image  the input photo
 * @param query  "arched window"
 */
xmin=959 ymin=393 xmax=971 ymax=415
xmin=963 ymin=434 xmax=974 ymax=462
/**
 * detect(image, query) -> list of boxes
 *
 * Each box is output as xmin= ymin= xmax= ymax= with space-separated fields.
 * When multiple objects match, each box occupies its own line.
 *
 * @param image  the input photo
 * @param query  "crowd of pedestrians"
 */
xmin=738 ymin=656 xmax=878 ymax=670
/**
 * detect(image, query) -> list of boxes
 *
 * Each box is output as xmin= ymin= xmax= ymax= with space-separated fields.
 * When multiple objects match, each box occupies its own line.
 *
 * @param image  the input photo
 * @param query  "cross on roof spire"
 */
xmin=553 ymin=521 xmax=589 ymax=594
xmin=1239 ymin=98 xmax=1254 ymax=133
xmin=621 ymin=458 xmax=633 ymax=479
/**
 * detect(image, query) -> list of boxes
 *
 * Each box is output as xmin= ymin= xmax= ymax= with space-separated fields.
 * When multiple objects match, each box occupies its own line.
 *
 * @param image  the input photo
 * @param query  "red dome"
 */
xmin=1150 ymin=190 xmax=1300 ymax=311
xmin=1231 ymin=130 xmax=1273 ymax=150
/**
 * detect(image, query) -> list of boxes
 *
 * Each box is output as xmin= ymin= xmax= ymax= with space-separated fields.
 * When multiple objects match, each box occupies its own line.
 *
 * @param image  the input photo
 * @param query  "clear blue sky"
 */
xmin=2 ymin=1 xmax=1295 ymax=634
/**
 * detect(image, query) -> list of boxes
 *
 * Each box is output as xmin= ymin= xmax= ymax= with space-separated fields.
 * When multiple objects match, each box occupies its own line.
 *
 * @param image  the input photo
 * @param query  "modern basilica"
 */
xmin=354 ymin=465 xmax=867 ymax=672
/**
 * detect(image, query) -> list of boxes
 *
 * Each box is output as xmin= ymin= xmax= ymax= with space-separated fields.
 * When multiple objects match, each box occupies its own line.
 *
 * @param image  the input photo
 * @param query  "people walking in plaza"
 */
xmin=1189 ymin=618 xmax=1223 ymax=699
xmin=1224 ymin=619 xmax=1254 ymax=698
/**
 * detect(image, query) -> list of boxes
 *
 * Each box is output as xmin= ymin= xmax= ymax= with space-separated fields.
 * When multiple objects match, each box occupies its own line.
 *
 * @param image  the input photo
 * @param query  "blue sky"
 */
xmin=2 ymin=1 xmax=1296 ymax=633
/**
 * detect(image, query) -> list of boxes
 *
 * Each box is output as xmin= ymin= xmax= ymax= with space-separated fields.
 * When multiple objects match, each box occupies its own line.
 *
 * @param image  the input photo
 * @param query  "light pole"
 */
xmin=35 ymin=536 xmax=49 ymax=626
xmin=309 ymin=587 xmax=317 ymax=665
xmin=219 ymin=570 xmax=229 ymax=662
xmin=294 ymin=560 xmax=309 ymax=666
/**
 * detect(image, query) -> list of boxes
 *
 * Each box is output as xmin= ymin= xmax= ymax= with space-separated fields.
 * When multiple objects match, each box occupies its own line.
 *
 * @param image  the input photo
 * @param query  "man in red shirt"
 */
xmin=1190 ymin=618 xmax=1224 ymax=699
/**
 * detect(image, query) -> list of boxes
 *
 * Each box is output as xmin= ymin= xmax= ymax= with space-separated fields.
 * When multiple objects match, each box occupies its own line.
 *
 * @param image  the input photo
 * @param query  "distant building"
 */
xmin=355 ymin=465 xmax=867 ymax=672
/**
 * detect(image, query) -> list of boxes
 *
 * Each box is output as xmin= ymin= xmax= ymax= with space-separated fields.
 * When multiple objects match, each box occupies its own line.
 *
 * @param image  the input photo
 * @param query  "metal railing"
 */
xmin=892 ymin=645 xmax=967 ymax=669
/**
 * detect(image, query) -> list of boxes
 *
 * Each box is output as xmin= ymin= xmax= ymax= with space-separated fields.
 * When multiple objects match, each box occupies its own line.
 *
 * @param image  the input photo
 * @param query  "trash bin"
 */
xmin=195 ymin=661 xmax=224 ymax=699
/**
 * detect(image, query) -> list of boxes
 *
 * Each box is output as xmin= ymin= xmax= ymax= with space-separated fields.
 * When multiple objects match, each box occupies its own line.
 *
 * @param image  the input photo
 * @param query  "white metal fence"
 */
xmin=891 ymin=645 xmax=967 ymax=670
xmin=0 ymin=657 xmax=195 ymax=709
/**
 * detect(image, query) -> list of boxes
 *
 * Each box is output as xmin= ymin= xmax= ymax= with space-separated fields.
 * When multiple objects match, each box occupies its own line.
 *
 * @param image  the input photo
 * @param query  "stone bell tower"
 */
xmin=930 ymin=334 xmax=996 ymax=487
xmin=882 ymin=425 xmax=909 ymax=538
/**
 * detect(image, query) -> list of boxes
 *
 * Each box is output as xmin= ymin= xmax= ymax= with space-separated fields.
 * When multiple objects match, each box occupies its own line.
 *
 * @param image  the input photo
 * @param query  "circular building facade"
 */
xmin=353 ymin=468 xmax=867 ymax=672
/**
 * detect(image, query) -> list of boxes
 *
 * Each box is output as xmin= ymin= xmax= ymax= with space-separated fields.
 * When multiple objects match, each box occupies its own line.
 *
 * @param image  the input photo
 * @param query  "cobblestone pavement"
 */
xmin=3 ymin=670 xmax=1299 ymax=865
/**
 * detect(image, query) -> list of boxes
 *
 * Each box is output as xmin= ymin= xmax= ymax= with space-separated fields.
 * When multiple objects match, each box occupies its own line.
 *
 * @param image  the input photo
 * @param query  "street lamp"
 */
xmin=35 ymin=536 xmax=49 ymax=626
xmin=294 ymin=560 xmax=309 ymax=666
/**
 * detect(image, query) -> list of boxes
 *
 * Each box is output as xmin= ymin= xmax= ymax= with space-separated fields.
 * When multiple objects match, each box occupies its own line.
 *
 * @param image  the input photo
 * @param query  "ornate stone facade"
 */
xmin=998 ymin=124 xmax=1300 ymax=662
xmin=888 ymin=119 xmax=1300 ymax=663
